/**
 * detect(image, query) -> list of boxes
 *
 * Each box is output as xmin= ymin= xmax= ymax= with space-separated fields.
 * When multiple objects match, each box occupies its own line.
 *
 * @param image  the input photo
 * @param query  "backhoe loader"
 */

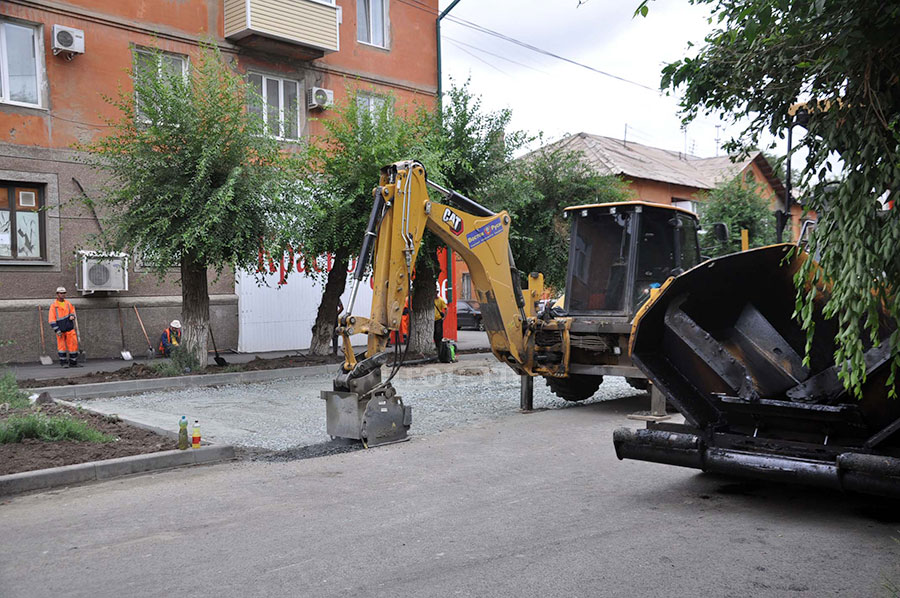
xmin=322 ymin=160 xmax=702 ymax=447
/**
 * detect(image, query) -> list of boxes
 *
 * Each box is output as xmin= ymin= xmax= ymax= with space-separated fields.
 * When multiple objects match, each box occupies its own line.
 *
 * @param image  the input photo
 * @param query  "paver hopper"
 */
xmin=614 ymin=244 xmax=900 ymax=498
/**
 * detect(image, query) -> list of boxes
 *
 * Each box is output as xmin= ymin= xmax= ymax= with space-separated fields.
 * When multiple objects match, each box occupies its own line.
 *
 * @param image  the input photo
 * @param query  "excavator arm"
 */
xmin=337 ymin=160 xmax=543 ymax=375
xmin=323 ymin=160 xmax=544 ymax=446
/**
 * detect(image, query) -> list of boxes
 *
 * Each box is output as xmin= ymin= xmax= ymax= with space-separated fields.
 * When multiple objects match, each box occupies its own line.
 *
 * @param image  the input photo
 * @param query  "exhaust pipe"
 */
xmin=613 ymin=427 xmax=900 ymax=499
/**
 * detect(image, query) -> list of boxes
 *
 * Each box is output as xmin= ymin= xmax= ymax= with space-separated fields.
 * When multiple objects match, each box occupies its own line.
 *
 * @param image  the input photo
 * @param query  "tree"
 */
xmin=698 ymin=175 xmax=776 ymax=257
xmin=481 ymin=141 xmax=631 ymax=291
xmin=80 ymin=45 xmax=301 ymax=369
xmin=302 ymin=89 xmax=439 ymax=356
xmin=652 ymin=0 xmax=900 ymax=396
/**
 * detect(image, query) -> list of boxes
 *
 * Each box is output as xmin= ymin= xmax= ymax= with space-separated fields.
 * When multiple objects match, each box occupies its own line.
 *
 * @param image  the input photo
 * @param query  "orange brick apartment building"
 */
xmin=0 ymin=0 xmax=438 ymax=362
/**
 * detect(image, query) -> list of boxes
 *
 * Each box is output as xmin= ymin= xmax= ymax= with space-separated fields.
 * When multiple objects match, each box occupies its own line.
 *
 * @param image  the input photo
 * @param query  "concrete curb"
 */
xmin=0 ymin=445 xmax=235 ymax=496
xmin=29 ymin=363 xmax=341 ymax=400
xmin=27 ymin=352 xmax=494 ymax=400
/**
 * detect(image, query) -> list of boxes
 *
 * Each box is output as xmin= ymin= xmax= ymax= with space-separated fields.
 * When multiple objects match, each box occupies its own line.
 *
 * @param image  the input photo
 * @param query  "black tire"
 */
xmin=546 ymin=374 xmax=603 ymax=402
xmin=626 ymin=377 xmax=650 ymax=391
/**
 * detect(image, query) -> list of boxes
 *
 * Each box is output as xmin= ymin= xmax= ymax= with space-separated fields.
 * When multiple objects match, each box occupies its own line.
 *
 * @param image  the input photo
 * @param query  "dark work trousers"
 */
xmin=433 ymin=318 xmax=444 ymax=350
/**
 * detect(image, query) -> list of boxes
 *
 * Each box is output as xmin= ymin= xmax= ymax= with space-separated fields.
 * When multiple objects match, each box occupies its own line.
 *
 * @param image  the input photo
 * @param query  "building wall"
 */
xmin=0 ymin=0 xmax=437 ymax=363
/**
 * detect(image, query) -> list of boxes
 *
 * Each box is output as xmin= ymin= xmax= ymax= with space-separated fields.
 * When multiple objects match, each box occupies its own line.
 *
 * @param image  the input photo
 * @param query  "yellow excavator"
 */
xmin=322 ymin=159 xmax=702 ymax=447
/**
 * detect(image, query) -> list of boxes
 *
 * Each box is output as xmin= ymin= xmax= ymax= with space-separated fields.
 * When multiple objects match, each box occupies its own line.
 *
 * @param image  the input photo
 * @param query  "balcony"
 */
xmin=224 ymin=0 xmax=340 ymax=59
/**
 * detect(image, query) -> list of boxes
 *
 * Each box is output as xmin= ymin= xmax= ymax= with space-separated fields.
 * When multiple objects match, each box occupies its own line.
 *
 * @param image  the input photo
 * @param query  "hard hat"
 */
xmin=56 ymin=286 xmax=67 ymax=293
xmin=170 ymin=320 xmax=182 ymax=329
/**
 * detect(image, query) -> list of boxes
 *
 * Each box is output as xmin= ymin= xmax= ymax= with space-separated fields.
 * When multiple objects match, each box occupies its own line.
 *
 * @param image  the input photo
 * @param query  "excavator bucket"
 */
xmin=615 ymin=244 xmax=900 ymax=498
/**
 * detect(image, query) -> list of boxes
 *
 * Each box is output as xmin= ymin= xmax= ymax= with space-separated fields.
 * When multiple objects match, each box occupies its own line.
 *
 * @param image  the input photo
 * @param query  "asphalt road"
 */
xmin=2 ymin=396 xmax=898 ymax=598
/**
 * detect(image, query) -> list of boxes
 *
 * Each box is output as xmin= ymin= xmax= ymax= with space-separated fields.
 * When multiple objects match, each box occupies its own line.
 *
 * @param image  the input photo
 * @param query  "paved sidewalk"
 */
xmin=3 ymin=330 xmax=491 ymax=383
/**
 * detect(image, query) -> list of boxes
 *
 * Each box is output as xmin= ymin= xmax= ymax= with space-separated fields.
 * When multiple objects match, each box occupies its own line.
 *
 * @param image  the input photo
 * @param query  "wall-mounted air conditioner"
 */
xmin=76 ymin=251 xmax=128 ymax=294
xmin=52 ymin=25 xmax=85 ymax=57
xmin=307 ymin=87 xmax=334 ymax=110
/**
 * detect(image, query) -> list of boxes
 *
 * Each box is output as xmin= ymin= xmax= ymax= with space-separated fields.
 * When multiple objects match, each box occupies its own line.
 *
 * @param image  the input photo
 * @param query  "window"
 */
xmin=248 ymin=73 xmax=301 ymax=140
xmin=133 ymin=48 xmax=188 ymax=120
xmin=0 ymin=183 xmax=44 ymax=260
xmin=357 ymin=0 xmax=388 ymax=47
xmin=672 ymin=198 xmax=698 ymax=214
xmin=357 ymin=92 xmax=388 ymax=120
xmin=567 ymin=211 xmax=633 ymax=313
xmin=0 ymin=20 xmax=42 ymax=107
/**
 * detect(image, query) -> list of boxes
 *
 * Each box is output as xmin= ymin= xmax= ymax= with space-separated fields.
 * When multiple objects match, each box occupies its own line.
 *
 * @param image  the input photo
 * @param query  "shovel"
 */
xmin=133 ymin=305 xmax=155 ymax=360
xmin=74 ymin=315 xmax=86 ymax=364
xmin=37 ymin=306 xmax=53 ymax=365
xmin=209 ymin=327 xmax=227 ymax=366
xmin=117 ymin=303 xmax=133 ymax=361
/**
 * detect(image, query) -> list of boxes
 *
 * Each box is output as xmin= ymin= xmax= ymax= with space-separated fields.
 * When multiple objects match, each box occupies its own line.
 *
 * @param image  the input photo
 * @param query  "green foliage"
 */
xmin=0 ymin=372 xmax=29 ymax=409
xmin=429 ymin=79 xmax=531 ymax=197
xmin=481 ymin=141 xmax=631 ymax=290
xmin=699 ymin=176 xmax=776 ymax=257
xmin=151 ymin=346 xmax=199 ymax=377
xmin=659 ymin=0 xmax=900 ymax=398
xmin=79 ymin=43 xmax=302 ymax=278
xmin=301 ymin=87 xmax=441 ymax=269
xmin=0 ymin=413 xmax=114 ymax=444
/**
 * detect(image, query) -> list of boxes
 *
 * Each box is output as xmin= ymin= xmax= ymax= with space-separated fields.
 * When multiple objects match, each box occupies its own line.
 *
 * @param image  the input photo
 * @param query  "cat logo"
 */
xmin=442 ymin=208 xmax=464 ymax=235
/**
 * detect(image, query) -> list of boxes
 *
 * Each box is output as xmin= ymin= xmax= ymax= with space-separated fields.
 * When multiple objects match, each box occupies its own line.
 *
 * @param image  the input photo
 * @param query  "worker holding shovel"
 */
xmin=48 ymin=286 xmax=80 ymax=368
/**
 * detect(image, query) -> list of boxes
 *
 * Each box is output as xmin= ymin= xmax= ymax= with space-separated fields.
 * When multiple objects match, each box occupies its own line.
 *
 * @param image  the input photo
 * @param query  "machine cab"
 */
xmin=562 ymin=201 xmax=701 ymax=321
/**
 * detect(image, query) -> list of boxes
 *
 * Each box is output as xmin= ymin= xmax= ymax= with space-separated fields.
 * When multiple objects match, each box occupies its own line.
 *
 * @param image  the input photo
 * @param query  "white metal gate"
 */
xmin=236 ymin=258 xmax=372 ymax=353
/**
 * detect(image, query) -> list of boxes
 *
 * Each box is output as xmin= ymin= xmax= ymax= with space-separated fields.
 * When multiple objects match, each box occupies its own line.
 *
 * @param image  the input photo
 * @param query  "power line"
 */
xmin=445 ymin=39 xmax=509 ymax=76
xmin=444 ymin=36 xmax=549 ymax=74
xmin=444 ymin=14 xmax=659 ymax=92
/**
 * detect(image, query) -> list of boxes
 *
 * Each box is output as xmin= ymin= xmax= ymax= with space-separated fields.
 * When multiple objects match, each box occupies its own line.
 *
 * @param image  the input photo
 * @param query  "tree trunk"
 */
xmin=408 ymin=258 xmax=437 ymax=356
xmin=308 ymin=249 xmax=349 ymax=356
xmin=181 ymin=254 xmax=209 ymax=371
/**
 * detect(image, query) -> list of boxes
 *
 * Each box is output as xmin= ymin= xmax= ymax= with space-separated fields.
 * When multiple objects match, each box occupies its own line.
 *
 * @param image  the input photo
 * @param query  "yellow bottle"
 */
xmin=191 ymin=420 xmax=201 ymax=448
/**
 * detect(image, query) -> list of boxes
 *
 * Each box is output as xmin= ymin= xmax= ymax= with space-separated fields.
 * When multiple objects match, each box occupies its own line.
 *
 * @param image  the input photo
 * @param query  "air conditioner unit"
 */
xmin=52 ymin=25 xmax=85 ymax=56
xmin=76 ymin=251 xmax=128 ymax=294
xmin=307 ymin=87 xmax=334 ymax=110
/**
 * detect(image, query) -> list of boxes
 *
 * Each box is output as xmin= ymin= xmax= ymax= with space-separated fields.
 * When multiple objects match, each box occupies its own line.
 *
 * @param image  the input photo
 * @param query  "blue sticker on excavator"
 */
xmin=466 ymin=218 xmax=503 ymax=248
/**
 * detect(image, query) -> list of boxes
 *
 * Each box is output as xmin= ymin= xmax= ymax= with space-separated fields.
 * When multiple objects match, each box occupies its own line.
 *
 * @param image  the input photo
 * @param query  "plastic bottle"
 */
xmin=177 ymin=416 xmax=189 ymax=450
xmin=192 ymin=420 xmax=201 ymax=448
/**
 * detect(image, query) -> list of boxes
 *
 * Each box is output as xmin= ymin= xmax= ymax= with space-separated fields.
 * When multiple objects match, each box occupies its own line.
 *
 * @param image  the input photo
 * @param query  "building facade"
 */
xmin=0 ymin=0 xmax=438 ymax=363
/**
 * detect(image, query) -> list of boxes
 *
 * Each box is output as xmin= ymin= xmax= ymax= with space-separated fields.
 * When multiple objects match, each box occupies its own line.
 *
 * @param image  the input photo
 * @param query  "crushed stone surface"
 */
xmin=81 ymin=357 xmax=647 ymax=452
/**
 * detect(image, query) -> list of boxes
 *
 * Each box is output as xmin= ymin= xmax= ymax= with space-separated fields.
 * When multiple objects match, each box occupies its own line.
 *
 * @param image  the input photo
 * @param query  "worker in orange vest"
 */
xmin=48 ymin=286 xmax=79 ymax=368
xmin=159 ymin=320 xmax=182 ymax=357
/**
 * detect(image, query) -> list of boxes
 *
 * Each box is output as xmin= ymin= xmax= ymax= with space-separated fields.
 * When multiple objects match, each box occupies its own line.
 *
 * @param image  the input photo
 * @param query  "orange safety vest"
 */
xmin=48 ymin=300 xmax=76 ymax=332
xmin=159 ymin=327 xmax=182 ymax=352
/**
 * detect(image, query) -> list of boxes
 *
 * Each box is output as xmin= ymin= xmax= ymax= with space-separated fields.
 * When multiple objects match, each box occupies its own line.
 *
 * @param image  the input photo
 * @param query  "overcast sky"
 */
xmin=438 ymin=0 xmax=777 ymax=159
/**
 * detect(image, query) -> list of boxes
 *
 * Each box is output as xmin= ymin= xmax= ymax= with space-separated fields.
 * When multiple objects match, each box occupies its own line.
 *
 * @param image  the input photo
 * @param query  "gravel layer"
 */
xmin=80 ymin=356 xmax=648 ymax=452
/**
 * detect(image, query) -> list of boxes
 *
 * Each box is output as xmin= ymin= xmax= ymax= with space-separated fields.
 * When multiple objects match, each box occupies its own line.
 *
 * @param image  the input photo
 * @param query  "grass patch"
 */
xmin=0 ymin=372 xmax=30 ymax=409
xmin=0 ymin=413 xmax=114 ymax=444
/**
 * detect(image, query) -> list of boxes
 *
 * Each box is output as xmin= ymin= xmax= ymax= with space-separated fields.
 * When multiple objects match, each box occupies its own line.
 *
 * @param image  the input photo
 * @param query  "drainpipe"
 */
xmin=436 ymin=0 xmax=463 ymax=106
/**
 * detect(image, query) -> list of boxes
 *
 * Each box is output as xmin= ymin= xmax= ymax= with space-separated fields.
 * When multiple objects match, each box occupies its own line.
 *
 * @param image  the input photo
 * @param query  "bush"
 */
xmin=0 ymin=413 xmax=114 ymax=444
xmin=0 ymin=372 xmax=30 ymax=410
xmin=151 ymin=346 xmax=200 ymax=377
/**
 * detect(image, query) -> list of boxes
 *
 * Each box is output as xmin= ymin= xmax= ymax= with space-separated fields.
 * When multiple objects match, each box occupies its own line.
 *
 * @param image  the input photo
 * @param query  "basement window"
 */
xmin=0 ymin=183 xmax=44 ymax=260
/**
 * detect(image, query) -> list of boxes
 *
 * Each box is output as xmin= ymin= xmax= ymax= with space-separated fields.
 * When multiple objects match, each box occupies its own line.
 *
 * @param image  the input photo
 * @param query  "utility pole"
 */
xmin=715 ymin=124 xmax=721 ymax=156
xmin=436 ymin=0 xmax=463 ymax=107
xmin=623 ymin=123 xmax=628 ymax=147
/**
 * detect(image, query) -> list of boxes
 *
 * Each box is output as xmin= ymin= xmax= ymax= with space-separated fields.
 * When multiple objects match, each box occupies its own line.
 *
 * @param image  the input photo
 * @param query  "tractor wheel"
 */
xmin=546 ymin=375 xmax=603 ymax=402
xmin=626 ymin=377 xmax=650 ymax=391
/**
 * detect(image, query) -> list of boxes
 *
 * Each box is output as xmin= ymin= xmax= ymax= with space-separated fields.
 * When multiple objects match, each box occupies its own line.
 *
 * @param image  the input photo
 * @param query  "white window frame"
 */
xmin=0 ymin=19 xmax=44 ymax=109
xmin=132 ymin=48 xmax=189 ymax=122
xmin=357 ymin=0 xmax=389 ymax=49
xmin=356 ymin=91 xmax=388 ymax=120
xmin=248 ymin=72 xmax=302 ymax=141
